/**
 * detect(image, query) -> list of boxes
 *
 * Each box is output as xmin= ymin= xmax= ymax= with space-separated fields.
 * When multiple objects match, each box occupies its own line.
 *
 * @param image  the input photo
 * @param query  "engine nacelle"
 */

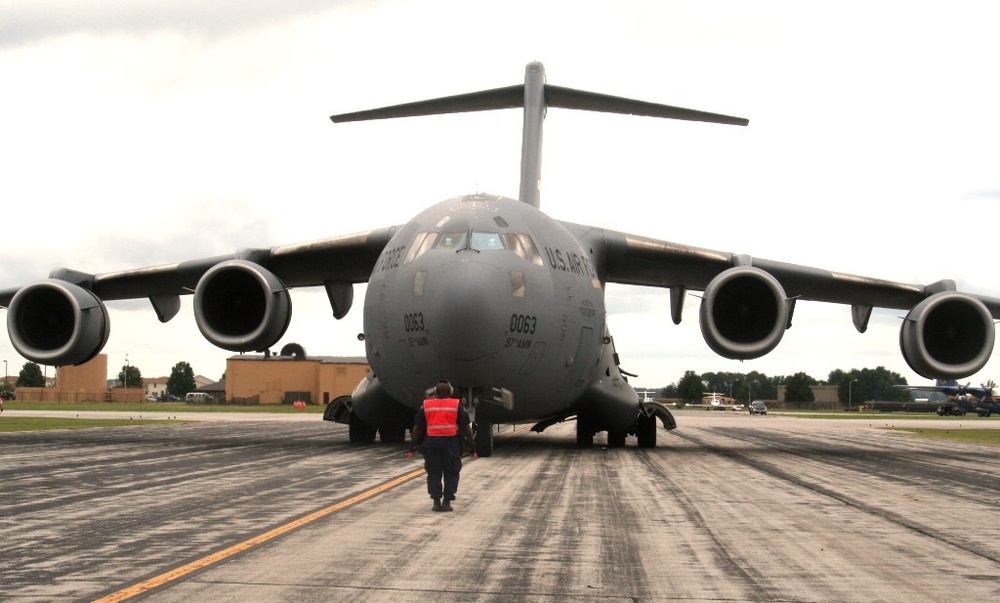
xmin=6 ymin=280 xmax=110 ymax=366
xmin=900 ymin=291 xmax=994 ymax=379
xmin=193 ymin=260 xmax=292 ymax=352
xmin=699 ymin=266 xmax=789 ymax=360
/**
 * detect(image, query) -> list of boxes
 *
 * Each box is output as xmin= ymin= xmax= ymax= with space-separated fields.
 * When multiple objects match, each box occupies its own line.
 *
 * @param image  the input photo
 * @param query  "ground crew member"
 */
xmin=409 ymin=381 xmax=475 ymax=512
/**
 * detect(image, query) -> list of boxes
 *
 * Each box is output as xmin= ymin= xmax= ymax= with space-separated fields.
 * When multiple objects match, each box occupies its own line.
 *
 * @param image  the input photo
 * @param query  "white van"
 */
xmin=185 ymin=392 xmax=211 ymax=403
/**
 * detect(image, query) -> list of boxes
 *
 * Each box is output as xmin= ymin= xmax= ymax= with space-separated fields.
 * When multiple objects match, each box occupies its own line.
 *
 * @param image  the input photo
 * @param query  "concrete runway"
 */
xmin=1 ymin=411 xmax=999 ymax=602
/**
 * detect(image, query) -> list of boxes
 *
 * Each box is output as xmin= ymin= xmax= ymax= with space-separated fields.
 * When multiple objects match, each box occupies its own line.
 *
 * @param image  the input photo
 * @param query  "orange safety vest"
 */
xmin=423 ymin=397 xmax=460 ymax=436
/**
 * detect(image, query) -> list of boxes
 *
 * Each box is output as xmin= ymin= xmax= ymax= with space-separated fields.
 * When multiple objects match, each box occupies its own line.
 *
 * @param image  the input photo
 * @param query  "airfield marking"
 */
xmin=93 ymin=467 xmax=427 ymax=603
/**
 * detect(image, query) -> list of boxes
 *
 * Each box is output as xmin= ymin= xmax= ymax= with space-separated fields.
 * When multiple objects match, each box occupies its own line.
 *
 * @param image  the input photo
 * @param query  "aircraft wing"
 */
xmin=894 ymin=383 xmax=992 ymax=397
xmin=567 ymin=222 xmax=1000 ymax=379
xmin=580 ymin=225 xmax=1000 ymax=315
xmin=0 ymin=226 xmax=398 ymax=308
xmin=0 ymin=226 xmax=398 ymax=366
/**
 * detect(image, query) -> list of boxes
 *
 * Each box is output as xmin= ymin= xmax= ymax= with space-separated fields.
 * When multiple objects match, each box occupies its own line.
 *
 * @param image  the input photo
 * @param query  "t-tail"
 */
xmin=331 ymin=62 xmax=748 ymax=208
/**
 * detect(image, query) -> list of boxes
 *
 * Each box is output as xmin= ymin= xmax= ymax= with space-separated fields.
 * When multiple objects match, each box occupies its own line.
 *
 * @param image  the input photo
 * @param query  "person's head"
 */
xmin=435 ymin=381 xmax=453 ymax=398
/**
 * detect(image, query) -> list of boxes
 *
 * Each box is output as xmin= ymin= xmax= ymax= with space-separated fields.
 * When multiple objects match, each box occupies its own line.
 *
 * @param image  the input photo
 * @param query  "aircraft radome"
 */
xmin=3 ymin=62 xmax=1000 ymax=456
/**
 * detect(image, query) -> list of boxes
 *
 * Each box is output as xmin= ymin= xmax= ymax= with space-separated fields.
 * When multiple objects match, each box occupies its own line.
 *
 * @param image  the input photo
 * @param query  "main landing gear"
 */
xmin=575 ymin=401 xmax=676 ymax=449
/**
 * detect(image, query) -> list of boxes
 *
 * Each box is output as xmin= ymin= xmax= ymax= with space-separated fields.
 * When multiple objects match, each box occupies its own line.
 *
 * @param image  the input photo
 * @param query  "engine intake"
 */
xmin=900 ymin=291 xmax=994 ymax=379
xmin=699 ymin=266 xmax=789 ymax=360
xmin=6 ymin=280 xmax=110 ymax=366
xmin=193 ymin=260 xmax=292 ymax=352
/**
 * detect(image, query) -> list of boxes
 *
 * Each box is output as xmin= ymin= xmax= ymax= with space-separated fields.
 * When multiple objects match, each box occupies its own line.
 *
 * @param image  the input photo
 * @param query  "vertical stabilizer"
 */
xmin=519 ymin=62 xmax=546 ymax=208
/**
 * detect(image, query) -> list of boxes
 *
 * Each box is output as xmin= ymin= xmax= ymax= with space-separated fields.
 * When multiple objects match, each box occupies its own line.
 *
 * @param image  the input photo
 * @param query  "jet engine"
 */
xmin=899 ymin=291 xmax=994 ymax=379
xmin=699 ymin=266 xmax=789 ymax=360
xmin=193 ymin=260 xmax=292 ymax=352
xmin=6 ymin=280 xmax=111 ymax=366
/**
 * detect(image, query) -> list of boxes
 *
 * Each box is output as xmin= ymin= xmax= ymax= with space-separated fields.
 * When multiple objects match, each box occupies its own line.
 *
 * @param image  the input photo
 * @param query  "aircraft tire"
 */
xmin=379 ymin=424 xmax=406 ymax=443
xmin=607 ymin=431 xmax=627 ymax=448
xmin=576 ymin=416 xmax=594 ymax=448
xmin=474 ymin=422 xmax=493 ymax=457
xmin=636 ymin=415 xmax=656 ymax=448
xmin=348 ymin=412 xmax=377 ymax=445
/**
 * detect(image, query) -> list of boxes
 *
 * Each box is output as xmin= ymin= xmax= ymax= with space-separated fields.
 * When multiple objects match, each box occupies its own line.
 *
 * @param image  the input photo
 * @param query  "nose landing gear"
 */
xmin=473 ymin=421 xmax=494 ymax=457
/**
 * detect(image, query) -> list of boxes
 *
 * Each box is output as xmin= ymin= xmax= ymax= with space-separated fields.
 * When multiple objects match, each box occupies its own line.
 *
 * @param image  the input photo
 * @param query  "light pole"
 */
xmin=3 ymin=359 xmax=7 ymax=391
xmin=124 ymin=354 xmax=129 ymax=392
xmin=849 ymin=379 xmax=857 ymax=411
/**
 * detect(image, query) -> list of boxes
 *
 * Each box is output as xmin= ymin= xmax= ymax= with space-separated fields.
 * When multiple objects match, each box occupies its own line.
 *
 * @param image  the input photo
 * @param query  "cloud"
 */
xmin=0 ymin=1 xmax=359 ymax=48
xmin=964 ymin=190 xmax=1000 ymax=202
xmin=3 ymin=1 xmax=1000 ymax=389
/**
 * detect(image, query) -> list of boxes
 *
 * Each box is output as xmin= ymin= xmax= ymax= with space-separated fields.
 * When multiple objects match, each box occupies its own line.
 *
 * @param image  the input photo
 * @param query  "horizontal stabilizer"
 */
xmin=331 ymin=84 xmax=748 ymax=127
xmin=331 ymin=85 xmax=523 ymax=123
xmin=545 ymin=85 xmax=748 ymax=126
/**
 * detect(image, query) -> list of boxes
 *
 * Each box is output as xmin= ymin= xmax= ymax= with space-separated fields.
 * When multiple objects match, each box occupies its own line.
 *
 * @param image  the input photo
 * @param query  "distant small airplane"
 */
xmin=702 ymin=393 xmax=740 ymax=411
xmin=3 ymin=62 xmax=1000 ymax=455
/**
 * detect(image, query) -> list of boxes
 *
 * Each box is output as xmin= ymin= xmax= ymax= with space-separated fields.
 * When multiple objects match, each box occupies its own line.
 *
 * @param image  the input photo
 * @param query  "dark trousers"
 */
xmin=421 ymin=444 xmax=463 ymax=501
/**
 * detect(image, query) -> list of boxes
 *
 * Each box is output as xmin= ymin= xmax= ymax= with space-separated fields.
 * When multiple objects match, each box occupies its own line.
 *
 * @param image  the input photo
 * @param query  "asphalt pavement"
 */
xmin=1 ymin=411 xmax=998 ymax=602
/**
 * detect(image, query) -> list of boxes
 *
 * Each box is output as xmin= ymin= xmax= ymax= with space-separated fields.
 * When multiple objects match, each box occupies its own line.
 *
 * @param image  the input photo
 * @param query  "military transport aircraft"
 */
xmin=898 ymin=380 xmax=1000 ymax=417
xmin=3 ymin=62 xmax=1000 ymax=456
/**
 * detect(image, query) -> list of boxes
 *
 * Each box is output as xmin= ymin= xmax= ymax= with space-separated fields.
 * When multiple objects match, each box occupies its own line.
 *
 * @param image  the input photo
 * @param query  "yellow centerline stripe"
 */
xmin=93 ymin=467 xmax=427 ymax=603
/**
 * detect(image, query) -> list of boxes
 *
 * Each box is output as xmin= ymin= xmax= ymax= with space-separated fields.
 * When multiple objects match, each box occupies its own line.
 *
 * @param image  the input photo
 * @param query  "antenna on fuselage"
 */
xmin=330 ymin=62 xmax=748 ymax=209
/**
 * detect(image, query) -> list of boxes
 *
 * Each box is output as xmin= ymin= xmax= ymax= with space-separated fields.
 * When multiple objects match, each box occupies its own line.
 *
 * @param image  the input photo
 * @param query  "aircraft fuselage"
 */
xmin=362 ymin=193 xmax=608 ymax=424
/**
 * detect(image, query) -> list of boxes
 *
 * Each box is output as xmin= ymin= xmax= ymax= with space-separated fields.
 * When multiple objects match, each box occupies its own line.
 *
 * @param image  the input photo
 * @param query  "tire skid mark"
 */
xmin=634 ymin=449 xmax=777 ymax=602
xmin=675 ymin=428 xmax=1000 ymax=566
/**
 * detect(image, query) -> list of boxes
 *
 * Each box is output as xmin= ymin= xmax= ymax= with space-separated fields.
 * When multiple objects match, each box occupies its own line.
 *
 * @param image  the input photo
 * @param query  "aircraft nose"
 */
xmin=429 ymin=259 xmax=507 ymax=361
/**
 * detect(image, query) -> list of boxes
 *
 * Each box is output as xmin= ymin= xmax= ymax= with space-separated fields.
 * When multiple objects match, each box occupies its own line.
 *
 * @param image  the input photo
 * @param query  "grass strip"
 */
xmin=0 ymin=417 xmax=179 ymax=432
xmin=3 ymin=401 xmax=324 ymax=414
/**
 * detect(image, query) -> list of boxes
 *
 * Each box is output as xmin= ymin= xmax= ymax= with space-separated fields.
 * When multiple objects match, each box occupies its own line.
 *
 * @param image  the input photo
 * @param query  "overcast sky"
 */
xmin=2 ymin=1 xmax=999 ymax=390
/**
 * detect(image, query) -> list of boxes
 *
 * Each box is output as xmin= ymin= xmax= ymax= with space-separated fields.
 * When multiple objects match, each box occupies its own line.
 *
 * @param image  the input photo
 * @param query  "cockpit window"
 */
xmin=404 ymin=232 xmax=435 ymax=264
xmin=470 ymin=232 xmax=504 ymax=251
xmin=436 ymin=232 xmax=467 ymax=250
xmin=508 ymin=233 xmax=543 ymax=266
xmin=404 ymin=230 xmax=543 ymax=265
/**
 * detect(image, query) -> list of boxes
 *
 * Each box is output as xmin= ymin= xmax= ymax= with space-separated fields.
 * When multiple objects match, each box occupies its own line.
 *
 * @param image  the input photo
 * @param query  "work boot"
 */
xmin=432 ymin=499 xmax=442 ymax=512
xmin=441 ymin=500 xmax=453 ymax=512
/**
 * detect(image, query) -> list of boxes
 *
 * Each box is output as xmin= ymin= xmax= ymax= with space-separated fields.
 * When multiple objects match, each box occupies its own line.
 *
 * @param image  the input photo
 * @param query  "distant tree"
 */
xmin=660 ymin=383 xmax=677 ymax=399
xmin=677 ymin=370 xmax=704 ymax=405
xmin=16 ymin=362 xmax=45 ymax=387
xmin=742 ymin=370 xmax=773 ymax=403
xmin=168 ymin=362 xmax=196 ymax=397
xmin=700 ymin=370 xmax=779 ymax=403
xmin=784 ymin=372 xmax=817 ymax=407
xmin=834 ymin=366 xmax=909 ymax=405
xmin=864 ymin=367 xmax=907 ymax=401
xmin=836 ymin=374 xmax=863 ymax=408
xmin=118 ymin=364 xmax=143 ymax=389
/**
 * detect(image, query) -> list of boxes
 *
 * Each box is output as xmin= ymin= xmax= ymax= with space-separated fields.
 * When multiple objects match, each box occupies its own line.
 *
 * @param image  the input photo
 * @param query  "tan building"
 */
xmin=225 ymin=355 xmax=369 ymax=405
xmin=17 ymin=354 xmax=114 ymax=402
xmin=13 ymin=352 xmax=369 ymax=405
xmin=776 ymin=384 xmax=840 ymax=409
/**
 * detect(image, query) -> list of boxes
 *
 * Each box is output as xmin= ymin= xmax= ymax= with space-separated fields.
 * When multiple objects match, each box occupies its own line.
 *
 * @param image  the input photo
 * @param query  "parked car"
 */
xmin=936 ymin=404 xmax=966 ymax=417
xmin=749 ymin=400 xmax=768 ymax=415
